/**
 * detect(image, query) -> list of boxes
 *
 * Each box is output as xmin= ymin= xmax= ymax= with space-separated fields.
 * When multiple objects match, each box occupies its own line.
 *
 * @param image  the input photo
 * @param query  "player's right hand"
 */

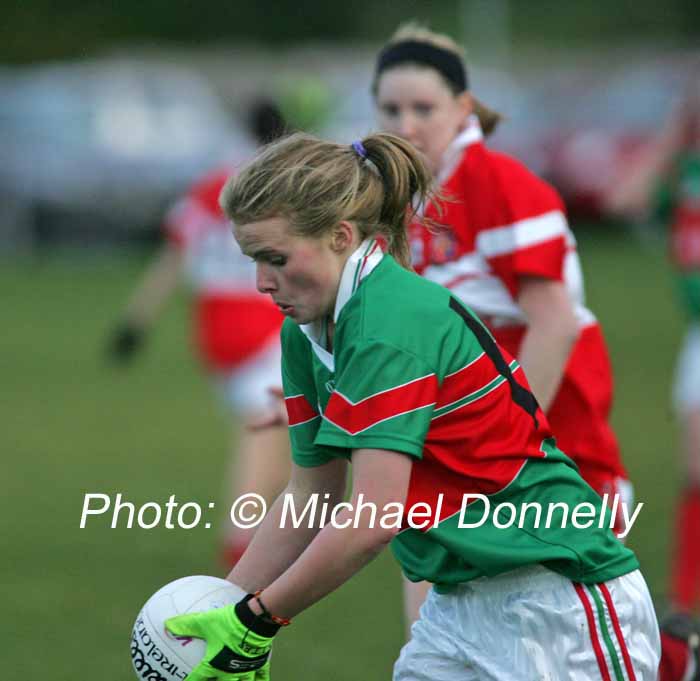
xmin=106 ymin=323 xmax=145 ymax=363
xmin=165 ymin=595 xmax=278 ymax=680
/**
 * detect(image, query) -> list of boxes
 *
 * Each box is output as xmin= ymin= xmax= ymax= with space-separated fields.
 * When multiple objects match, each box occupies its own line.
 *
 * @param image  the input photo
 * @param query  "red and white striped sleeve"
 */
xmin=475 ymin=152 xmax=570 ymax=296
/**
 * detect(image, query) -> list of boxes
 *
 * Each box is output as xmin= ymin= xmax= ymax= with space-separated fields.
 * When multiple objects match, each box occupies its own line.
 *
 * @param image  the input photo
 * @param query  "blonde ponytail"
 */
xmin=220 ymin=132 xmax=436 ymax=270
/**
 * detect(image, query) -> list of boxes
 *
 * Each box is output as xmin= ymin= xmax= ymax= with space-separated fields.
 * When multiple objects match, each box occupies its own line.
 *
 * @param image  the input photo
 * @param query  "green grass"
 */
xmin=1 ymin=226 xmax=684 ymax=679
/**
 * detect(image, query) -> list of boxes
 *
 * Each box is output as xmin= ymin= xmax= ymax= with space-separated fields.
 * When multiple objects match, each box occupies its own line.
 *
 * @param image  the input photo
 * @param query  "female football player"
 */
xmin=108 ymin=99 xmax=291 ymax=565
xmin=607 ymin=71 xmax=700 ymax=680
xmin=165 ymin=131 xmax=660 ymax=680
xmin=370 ymin=22 xmax=636 ymax=632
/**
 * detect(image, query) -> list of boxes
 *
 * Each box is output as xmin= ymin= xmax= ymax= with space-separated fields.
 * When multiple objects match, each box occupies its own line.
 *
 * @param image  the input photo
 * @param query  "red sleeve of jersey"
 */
xmin=162 ymin=167 xmax=232 ymax=250
xmin=471 ymin=150 xmax=570 ymax=296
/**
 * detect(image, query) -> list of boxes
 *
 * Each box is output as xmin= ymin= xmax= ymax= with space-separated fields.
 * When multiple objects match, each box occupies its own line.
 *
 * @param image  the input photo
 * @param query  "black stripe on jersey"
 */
xmin=448 ymin=296 xmax=540 ymax=428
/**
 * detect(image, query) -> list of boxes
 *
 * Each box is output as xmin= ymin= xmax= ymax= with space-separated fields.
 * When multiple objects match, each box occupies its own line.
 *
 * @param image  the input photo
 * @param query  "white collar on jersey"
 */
xmin=299 ymin=238 xmax=383 ymax=368
xmin=437 ymin=114 xmax=483 ymax=185
xmin=332 ymin=237 xmax=383 ymax=322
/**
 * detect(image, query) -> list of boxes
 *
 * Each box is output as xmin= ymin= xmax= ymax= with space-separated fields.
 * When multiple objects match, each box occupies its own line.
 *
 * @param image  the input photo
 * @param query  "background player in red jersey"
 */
xmin=607 ymin=71 xmax=700 ymax=681
xmin=107 ymin=99 xmax=291 ymax=565
xmin=370 ymin=22 xmax=633 ymax=628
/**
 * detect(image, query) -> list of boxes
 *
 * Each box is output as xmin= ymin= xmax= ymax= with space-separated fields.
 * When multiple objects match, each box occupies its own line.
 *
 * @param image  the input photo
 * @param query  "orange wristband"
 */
xmin=253 ymin=590 xmax=292 ymax=627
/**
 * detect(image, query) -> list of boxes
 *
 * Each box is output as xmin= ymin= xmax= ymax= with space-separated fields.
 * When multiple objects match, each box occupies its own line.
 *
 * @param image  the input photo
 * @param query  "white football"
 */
xmin=130 ymin=575 xmax=247 ymax=681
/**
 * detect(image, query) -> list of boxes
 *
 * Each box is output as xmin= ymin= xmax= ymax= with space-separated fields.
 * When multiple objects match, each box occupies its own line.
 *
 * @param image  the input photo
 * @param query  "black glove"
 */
xmin=106 ymin=323 xmax=145 ymax=363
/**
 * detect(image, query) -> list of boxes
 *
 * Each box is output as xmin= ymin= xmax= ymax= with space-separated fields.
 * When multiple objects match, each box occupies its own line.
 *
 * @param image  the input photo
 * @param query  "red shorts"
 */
xmin=193 ymin=293 xmax=283 ymax=371
xmin=493 ymin=322 xmax=628 ymax=480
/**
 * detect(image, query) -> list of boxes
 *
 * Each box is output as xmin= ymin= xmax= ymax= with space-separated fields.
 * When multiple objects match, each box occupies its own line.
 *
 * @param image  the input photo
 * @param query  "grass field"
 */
xmin=2 ymin=225 xmax=685 ymax=680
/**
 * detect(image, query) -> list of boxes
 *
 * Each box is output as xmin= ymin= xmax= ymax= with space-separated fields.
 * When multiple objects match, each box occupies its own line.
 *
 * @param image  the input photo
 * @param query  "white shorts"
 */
xmin=213 ymin=336 xmax=281 ymax=415
xmin=394 ymin=565 xmax=660 ymax=681
xmin=673 ymin=324 xmax=700 ymax=413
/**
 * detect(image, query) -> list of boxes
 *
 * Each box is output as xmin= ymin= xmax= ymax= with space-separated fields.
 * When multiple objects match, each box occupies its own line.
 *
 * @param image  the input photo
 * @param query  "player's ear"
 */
xmin=457 ymin=91 xmax=473 ymax=120
xmin=329 ymin=221 xmax=358 ymax=254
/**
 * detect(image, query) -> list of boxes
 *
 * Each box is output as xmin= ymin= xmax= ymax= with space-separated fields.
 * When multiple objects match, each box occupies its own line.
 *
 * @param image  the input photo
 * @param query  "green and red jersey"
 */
xmin=281 ymin=240 xmax=638 ymax=591
xmin=656 ymin=150 xmax=700 ymax=319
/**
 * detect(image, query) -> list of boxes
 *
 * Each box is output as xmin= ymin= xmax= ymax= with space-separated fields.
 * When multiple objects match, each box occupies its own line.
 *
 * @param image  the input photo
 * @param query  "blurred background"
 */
xmin=2 ymin=1 xmax=699 ymax=679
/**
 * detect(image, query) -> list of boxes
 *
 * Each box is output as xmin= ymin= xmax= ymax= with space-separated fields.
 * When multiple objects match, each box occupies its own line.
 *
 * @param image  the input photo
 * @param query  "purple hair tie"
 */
xmin=351 ymin=140 xmax=368 ymax=160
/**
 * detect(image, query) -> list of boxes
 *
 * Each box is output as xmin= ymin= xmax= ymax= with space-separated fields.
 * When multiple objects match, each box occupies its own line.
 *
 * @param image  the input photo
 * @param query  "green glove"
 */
xmin=165 ymin=596 xmax=280 ymax=680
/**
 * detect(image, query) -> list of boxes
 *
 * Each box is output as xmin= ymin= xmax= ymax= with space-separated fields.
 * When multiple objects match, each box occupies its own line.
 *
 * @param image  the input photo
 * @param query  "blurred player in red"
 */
xmin=608 ymin=70 xmax=700 ymax=681
xmin=371 ymin=22 xmax=635 ymax=630
xmin=107 ymin=99 xmax=291 ymax=566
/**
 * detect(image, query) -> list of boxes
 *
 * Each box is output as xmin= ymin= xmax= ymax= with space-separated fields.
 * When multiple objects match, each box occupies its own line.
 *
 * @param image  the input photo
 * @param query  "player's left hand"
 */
xmin=247 ymin=387 xmax=288 ymax=431
xmin=106 ymin=322 xmax=146 ymax=364
xmin=165 ymin=595 xmax=279 ymax=680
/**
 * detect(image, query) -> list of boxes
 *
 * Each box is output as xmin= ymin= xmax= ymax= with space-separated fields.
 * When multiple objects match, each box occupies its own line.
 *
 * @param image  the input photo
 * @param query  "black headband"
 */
xmin=375 ymin=40 xmax=468 ymax=92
